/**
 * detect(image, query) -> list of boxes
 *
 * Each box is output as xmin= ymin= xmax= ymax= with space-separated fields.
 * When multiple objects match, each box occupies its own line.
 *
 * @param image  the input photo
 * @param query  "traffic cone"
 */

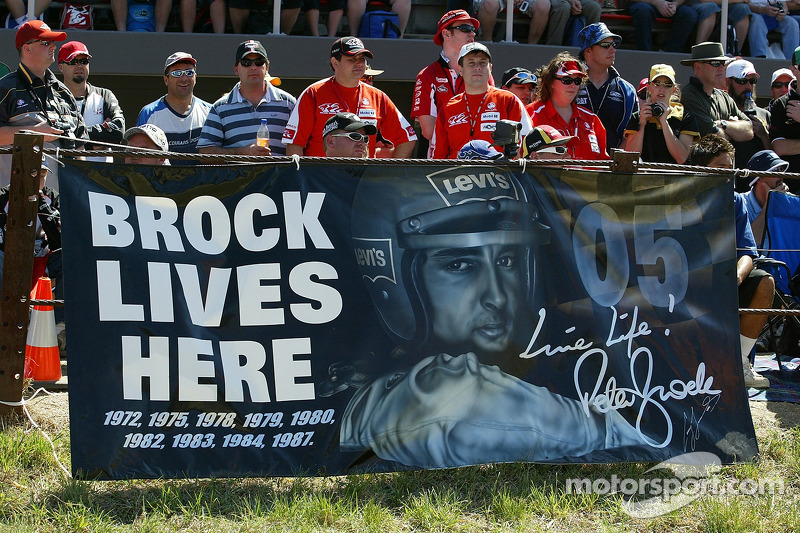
xmin=24 ymin=277 xmax=62 ymax=381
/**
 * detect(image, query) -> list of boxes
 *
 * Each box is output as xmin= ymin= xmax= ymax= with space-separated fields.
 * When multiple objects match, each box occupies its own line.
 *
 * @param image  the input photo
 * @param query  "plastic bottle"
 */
xmin=743 ymin=92 xmax=757 ymax=115
xmin=257 ymin=119 xmax=269 ymax=148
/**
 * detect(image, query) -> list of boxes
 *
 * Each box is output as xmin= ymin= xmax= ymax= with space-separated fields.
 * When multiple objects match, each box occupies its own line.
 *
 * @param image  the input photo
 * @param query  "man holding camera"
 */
xmin=431 ymin=43 xmax=531 ymax=159
xmin=725 ymin=60 xmax=772 ymax=173
xmin=748 ymin=0 xmax=799 ymax=60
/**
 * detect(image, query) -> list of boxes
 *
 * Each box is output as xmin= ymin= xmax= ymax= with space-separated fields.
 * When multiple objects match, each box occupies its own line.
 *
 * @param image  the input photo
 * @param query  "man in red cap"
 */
xmin=57 ymin=41 xmax=124 ymax=162
xmin=411 ymin=10 xmax=491 ymax=157
xmin=0 ymin=21 xmax=86 ymax=184
xmin=283 ymin=37 xmax=416 ymax=158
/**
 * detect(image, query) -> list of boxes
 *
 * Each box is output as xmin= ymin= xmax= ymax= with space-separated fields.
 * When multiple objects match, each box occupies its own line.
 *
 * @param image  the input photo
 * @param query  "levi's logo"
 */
xmin=353 ymin=237 xmax=396 ymax=284
xmin=425 ymin=167 xmax=518 ymax=207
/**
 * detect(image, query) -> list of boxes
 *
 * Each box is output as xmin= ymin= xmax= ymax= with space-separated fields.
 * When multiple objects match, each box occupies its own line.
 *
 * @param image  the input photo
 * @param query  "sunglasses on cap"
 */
xmin=239 ymin=58 xmax=266 ymax=67
xmin=331 ymin=132 xmax=369 ymax=142
xmin=449 ymin=24 xmax=477 ymax=34
xmin=61 ymin=58 xmax=90 ymax=66
xmin=538 ymin=146 xmax=568 ymax=155
xmin=772 ymin=81 xmax=791 ymax=89
xmin=649 ymin=79 xmax=674 ymax=88
xmin=167 ymin=69 xmax=196 ymax=77
xmin=557 ymin=77 xmax=583 ymax=86
xmin=596 ymin=41 xmax=619 ymax=49
xmin=701 ymin=60 xmax=726 ymax=68
xmin=509 ymin=72 xmax=537 ymax=84
xmin=732 ymin=77 xmax=758 ymax=85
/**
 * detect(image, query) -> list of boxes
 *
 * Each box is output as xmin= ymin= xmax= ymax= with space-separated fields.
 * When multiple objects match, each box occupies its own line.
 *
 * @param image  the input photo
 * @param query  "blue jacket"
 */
xmin=576 ymin=66 xmax=638 ymax=151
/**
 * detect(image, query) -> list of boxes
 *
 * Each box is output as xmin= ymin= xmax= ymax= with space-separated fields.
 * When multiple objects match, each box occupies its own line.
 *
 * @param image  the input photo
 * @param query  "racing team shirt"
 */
xmin=282 ymin=77 xmax=417 ymax=157
xmin=528 ymin=99 xmax=609 ymax=160
xmin=431 ymin=86 xmax=531 ymax=159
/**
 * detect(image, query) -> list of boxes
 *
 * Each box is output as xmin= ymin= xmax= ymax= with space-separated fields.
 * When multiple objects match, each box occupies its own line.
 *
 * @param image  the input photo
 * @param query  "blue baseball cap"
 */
xmin=578 ymin=23 xmax=621 ymax=53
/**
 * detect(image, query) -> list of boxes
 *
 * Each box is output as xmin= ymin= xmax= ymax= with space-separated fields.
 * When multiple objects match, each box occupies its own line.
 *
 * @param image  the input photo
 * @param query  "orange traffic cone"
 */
xmin=24 ymin=277 xmax=62 ymax=381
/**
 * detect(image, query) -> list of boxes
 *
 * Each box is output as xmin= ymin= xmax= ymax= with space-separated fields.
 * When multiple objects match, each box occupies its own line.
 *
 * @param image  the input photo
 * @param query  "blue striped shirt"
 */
xmin=197 ymin=83 xmax=296 ymax=155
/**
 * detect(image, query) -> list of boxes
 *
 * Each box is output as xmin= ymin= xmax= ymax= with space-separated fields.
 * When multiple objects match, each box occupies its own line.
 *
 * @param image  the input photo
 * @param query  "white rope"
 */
xmin=0 ymin=387 xmax=72 ymax=479
xmin=517 ymin=157 xmax=528 ymax=174
xmin=291 ymin=153 xmax=301 ymax=171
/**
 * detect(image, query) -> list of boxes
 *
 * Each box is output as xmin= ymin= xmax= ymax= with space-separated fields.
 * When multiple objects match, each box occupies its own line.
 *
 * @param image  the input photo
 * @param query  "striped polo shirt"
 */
xmin=197 ymin=83 xmax=296 ymax=155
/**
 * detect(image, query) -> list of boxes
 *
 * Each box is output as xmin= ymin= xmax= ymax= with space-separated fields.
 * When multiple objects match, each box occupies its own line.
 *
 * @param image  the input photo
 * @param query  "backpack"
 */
xmin=358 ymin=11 xmax=400 ymax=39
xmin=562 ymin=15 xmax=587 ymax=47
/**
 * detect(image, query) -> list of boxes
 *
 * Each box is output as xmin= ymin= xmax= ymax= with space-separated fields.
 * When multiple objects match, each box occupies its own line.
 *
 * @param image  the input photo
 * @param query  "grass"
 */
xmin=1 ymin=406 xmax=799 ymax=532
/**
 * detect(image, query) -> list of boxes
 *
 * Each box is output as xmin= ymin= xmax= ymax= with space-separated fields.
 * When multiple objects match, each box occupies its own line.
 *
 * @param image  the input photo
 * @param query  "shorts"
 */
xmin=692 ymin=2 xmax=751 ymax=25
xmin=739 ymin=267 xmax=771 ymax=307
xmin=229 ymin=0 xmax=328 ymax=8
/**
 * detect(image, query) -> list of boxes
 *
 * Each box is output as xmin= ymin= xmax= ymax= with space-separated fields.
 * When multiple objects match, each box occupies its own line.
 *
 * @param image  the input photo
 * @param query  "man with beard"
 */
xmin=58 ymin=41 xmax=124 ymax=163
xmin=339 ymin=172 xmax=645 ymax=468
xmin=139 ymin=51 xmax=211 ymax=165
xmin=680 ymin=42 xmax=753 ymax=143
xmin=725 ymin=59 xmax=771 ymax=174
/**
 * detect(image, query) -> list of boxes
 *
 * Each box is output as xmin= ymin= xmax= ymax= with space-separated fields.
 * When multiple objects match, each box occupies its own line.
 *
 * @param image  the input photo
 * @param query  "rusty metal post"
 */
xmin=0 ymin=133 xmax=44 ymax=417
xmin=610 ymin=149 xmax=640 ymax=173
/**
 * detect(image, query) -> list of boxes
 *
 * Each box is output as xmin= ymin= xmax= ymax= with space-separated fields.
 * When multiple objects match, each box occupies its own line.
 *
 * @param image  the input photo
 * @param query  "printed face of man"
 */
xmin=420 ymin=243 xmax=521 ymax=355
xmin=58 ymin=53 xmax=89 ymax=84
xmin=164 ymin=60 xmax=196 ymax=98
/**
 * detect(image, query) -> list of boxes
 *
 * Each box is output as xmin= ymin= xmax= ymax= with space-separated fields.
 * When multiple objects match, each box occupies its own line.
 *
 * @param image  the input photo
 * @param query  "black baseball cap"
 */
xmin=323 ymin=112 xmax=377 ymax=137
xmin=236 ymin=40 xmax=268 ymax=63
xmin=331 ymin=36 xmax=374 ymax=59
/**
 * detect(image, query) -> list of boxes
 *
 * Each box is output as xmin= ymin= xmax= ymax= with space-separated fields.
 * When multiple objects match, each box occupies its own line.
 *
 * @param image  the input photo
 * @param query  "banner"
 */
xmin=59 ymin=160 xmax=757 ymax=479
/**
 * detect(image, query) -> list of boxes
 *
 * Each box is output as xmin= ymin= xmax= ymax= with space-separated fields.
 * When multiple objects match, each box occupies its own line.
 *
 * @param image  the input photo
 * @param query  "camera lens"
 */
xmin=651 ymin=103 xmax=664 ymax=117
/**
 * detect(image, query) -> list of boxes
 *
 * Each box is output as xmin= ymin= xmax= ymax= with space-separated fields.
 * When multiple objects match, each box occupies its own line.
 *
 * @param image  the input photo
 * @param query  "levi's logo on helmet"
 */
xmin=425 ymin=167 xmax=517 ymax=207
xmin=353 ymin=237 xmax=397 ymax=284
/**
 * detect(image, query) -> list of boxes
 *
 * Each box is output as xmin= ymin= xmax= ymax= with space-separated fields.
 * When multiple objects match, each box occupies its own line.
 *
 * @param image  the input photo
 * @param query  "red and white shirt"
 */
xmin=431 ymin=86 xmax=531 ymax=159
xmin=282 ymin=77 xmax=416 ymax=157
xmin=528 ymin=100 xmax=609 ymax=160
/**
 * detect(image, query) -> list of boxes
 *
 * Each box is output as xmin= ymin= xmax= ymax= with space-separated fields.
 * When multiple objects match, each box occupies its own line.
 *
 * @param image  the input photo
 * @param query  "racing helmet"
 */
xmin=351 ymin=167 xmax=550 ymax=349
xmin=457 ymin=140 xmax=505 ymax=161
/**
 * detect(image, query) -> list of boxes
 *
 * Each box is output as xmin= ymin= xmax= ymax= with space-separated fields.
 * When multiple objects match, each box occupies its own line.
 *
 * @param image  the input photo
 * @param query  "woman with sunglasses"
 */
xmin=622 ymin=64 xmax=699 ymax=164
xmin=528 ymin=52 xmax=608 ymax=160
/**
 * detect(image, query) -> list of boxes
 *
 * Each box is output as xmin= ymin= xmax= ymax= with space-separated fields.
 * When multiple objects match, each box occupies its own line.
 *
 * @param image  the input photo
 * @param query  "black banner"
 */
xmin=59 ymin=160 xmax=756 ymax=479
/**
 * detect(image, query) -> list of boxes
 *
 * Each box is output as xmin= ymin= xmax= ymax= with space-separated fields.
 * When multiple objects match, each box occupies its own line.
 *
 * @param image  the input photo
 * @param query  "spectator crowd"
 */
xmin=2 ymin=14 xmax=799 ymax=390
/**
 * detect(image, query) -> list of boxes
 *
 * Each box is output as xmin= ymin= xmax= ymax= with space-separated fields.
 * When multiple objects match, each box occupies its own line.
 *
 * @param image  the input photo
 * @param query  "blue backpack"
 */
xmin=358 ymin=11 xmax=400 ymax=39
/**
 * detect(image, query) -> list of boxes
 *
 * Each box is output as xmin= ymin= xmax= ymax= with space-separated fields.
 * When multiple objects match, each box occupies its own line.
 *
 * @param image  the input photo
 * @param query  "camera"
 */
xmin=650 ymin=102 xmax=664 ymax=117
xmin=518 ymin=1 xmax=532 ymax=15
xmin=492 ymin=119 xmax=522 ymax=158
xmin=777 ymin=0 xmax=785 ymax=12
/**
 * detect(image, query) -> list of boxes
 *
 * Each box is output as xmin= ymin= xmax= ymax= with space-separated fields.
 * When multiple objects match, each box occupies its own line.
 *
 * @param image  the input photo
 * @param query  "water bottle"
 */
xmin=743 ymin=92 xmax=757 ymax=115
xmin=256 ymin=119 xmax=269 ymax=148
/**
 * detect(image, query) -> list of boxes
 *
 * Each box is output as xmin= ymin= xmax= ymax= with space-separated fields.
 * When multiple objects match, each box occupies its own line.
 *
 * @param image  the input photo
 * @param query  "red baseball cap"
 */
xmin=555 ymin=60 xmax=587 ymax=78
xmin=15 ymin=20 xmax=66 ymax=49
xmin=434 ymin=10 xmax=480 ymax=46
xmin=58 ymin=41 xmax=91 ymax=64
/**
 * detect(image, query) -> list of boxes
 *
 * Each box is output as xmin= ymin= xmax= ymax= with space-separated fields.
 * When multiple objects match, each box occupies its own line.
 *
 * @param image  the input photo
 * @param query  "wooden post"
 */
xmin=0 ymin=133 xmax=44 ymax=417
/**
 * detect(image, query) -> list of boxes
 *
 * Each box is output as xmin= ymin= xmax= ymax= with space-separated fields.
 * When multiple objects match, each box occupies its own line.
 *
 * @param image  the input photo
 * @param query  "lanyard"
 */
xmin=464 ymin=92 xmax=489 ymax=137
xmin=329 ymin=78 xmax=363 ymax=116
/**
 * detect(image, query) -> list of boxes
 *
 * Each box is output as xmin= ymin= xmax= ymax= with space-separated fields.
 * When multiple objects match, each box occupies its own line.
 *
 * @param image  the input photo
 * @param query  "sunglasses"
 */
xmin=331 ymin=132 xmax=369 ymax=142
xmin=61 ymin=58 xmax=90 ymax=66
xmin=449 ymin=24 xmax=477 ymax=34
xmin=556 ymin=76 xmax=583 ymax=86
xmin=596 ymin=41 xmax=618 ymax=49
xmin=538 ymin=146 xmax=568 ymax=155
xmin=239 ymin=58 xmax=266 ymax=67
xmin=27 ymin=40 xmax=53 ymax=46
xmin=649 ymin=80 xmax=674 ymax=88
xmin=772 ymin=81 xmax=791 ymax=89
xmin=732 ymin=77 xmax=758 ymax=85
xmin=702 ymin=60 xmax=726 ymax=68
xmin=510 ymin=72 xmax=537 ymax=84
xmin=167 ymin=69 xmax=196 ymax=77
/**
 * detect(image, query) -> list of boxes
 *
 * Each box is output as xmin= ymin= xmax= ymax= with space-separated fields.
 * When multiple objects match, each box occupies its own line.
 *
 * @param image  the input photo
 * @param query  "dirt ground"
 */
xmin=21 ymin=390 xmax=800 ymax=439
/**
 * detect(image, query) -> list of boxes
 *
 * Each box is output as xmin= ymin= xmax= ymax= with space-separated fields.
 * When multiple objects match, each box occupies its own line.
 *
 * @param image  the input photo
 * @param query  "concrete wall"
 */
xmin=0 ymin=30 xmax=791 ymax=126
